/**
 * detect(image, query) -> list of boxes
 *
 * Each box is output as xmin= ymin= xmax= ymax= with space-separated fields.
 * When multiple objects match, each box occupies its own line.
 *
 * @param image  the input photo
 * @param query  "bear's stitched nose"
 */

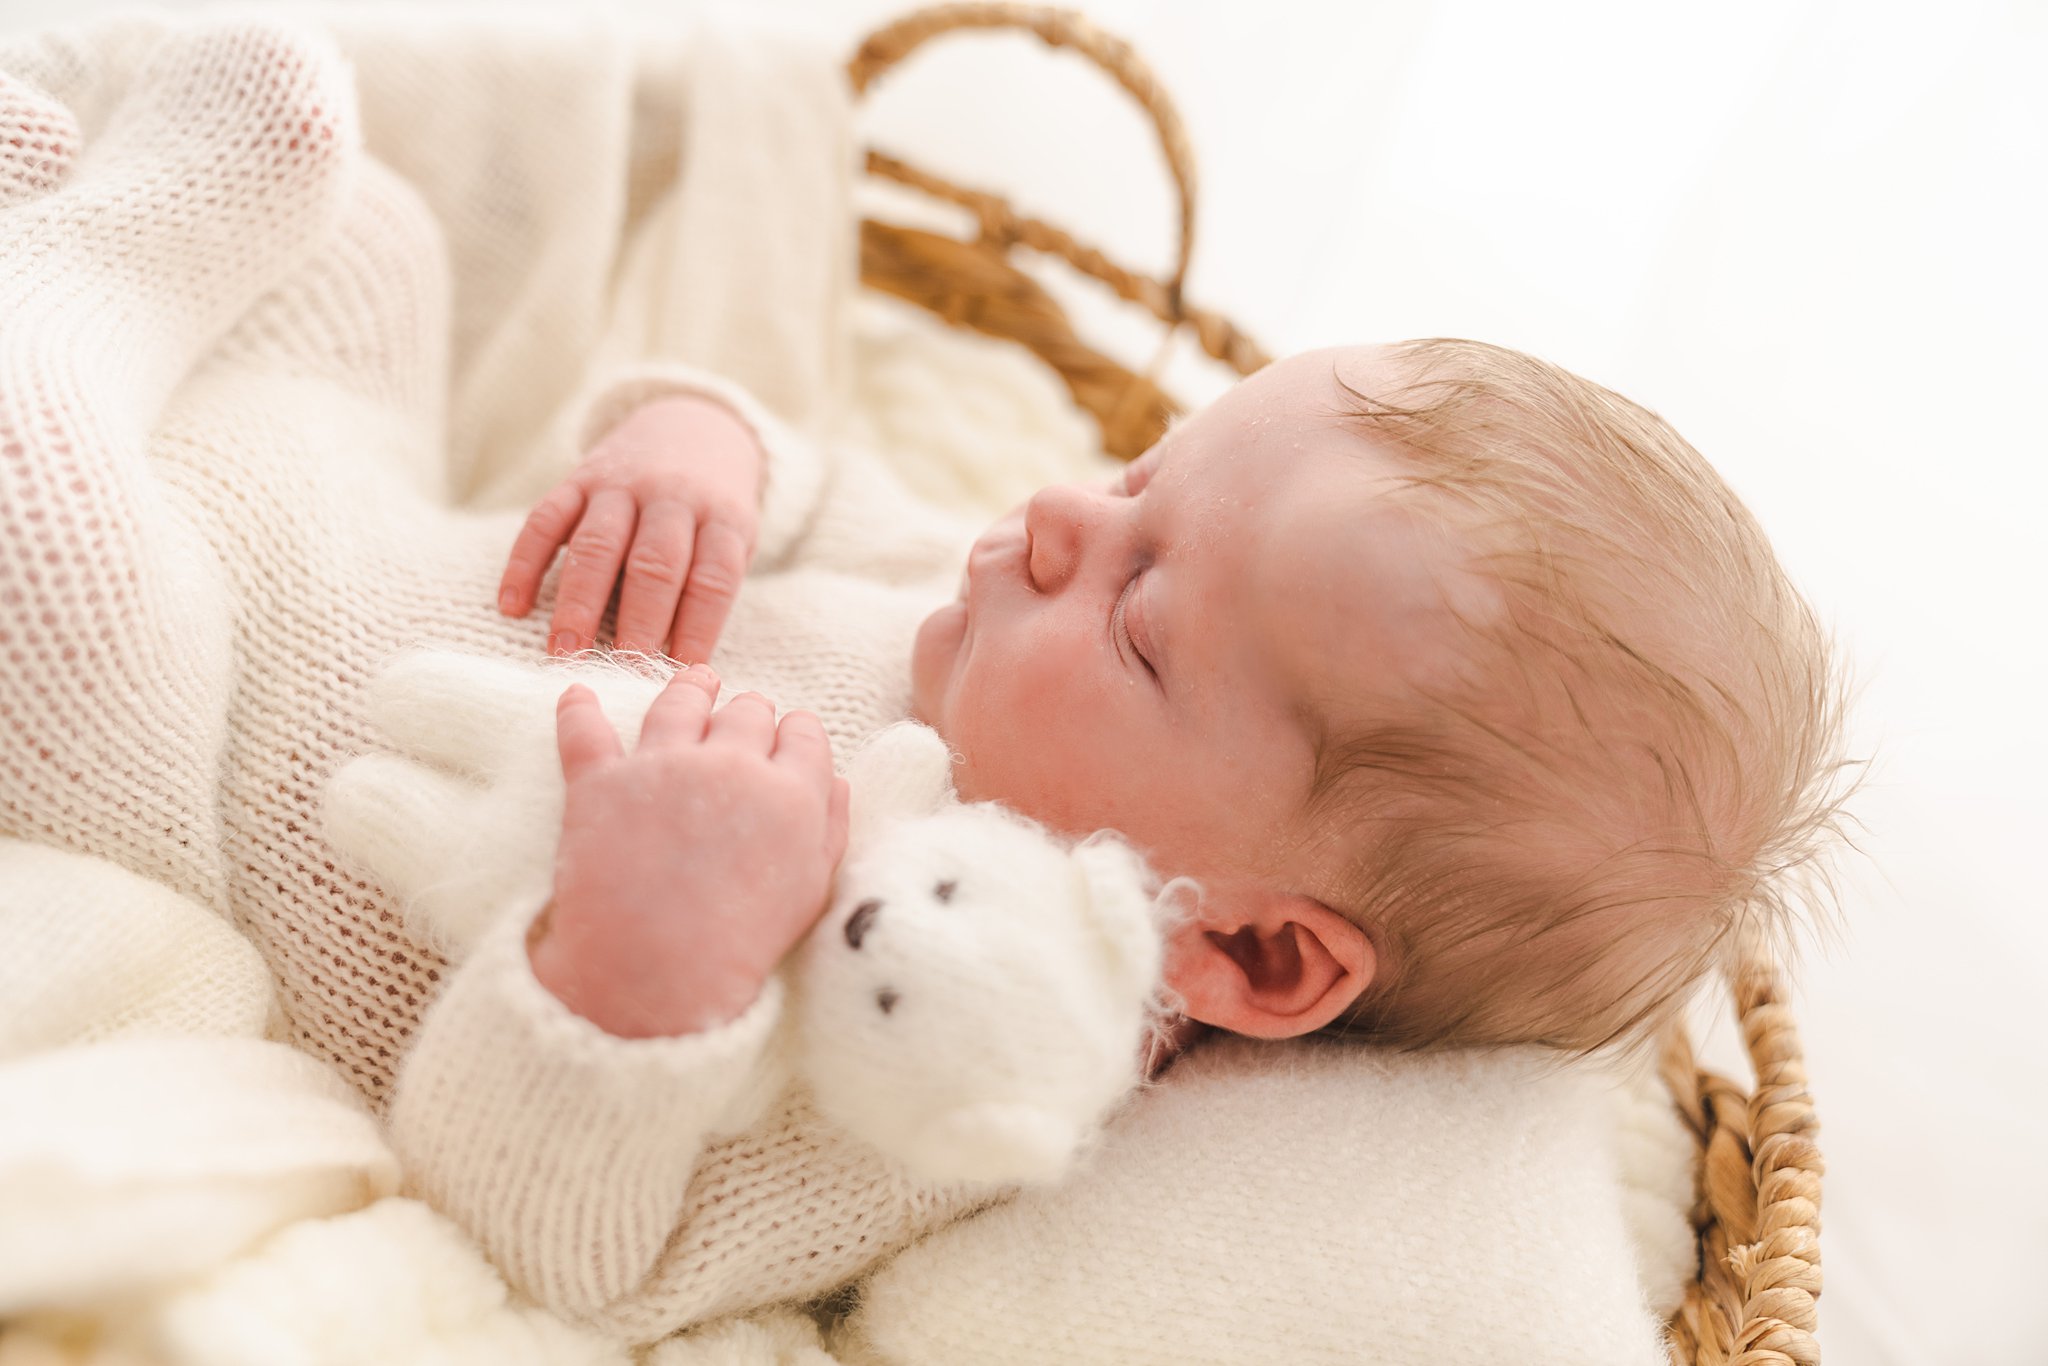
xmin=844 ymin=898 xmax=882 ymax=949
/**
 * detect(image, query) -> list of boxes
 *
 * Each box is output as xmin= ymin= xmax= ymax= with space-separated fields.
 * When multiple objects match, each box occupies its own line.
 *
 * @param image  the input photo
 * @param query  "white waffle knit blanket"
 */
xmin=0 ymin=11 xmax=1690 ymax=1364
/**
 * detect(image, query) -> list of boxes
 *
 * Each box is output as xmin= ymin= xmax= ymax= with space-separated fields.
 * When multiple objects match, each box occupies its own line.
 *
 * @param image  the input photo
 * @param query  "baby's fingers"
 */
xmin=612 ymin=499 xmax=695 ymax=657
xmin=500 ymin=483 xmax=586 ymax=618
xmin=773 ymin=712 xmax=844 ymax=859
xmin=706 ymin=691 xmax=779 ymax=751
xmin=667 ymin=519 xmax=750 ymax=667
xmin=771 ymin=708 xmax=834 ymax=780
xmin=555 ymin=684 xmax=623 ymax=782
xmin=548 ymin=488 xmax=637 ymax=655
xmin=638 ymin=662 xmax=719 ymax=746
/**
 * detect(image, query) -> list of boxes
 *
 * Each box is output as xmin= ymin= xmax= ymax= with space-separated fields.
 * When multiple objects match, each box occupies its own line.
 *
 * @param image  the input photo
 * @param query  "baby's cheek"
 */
xmin=958 ymin=633 xmax=1154 ymax=834
xmin=1001 ymin=617 xmax=1126 ymax=718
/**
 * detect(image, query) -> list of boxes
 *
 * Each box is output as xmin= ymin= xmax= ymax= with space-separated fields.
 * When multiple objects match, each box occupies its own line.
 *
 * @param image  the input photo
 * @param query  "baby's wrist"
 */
xmin=525 ymin=902 xmax=771 ymax=1039
xmin=617 ymin=393 xmax=762 ymax=462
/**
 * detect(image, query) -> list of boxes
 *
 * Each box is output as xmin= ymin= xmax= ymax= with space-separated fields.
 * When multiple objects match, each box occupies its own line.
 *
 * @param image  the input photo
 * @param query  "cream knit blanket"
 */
xmin=0 ymin=12 xmax=1690 ymax=1363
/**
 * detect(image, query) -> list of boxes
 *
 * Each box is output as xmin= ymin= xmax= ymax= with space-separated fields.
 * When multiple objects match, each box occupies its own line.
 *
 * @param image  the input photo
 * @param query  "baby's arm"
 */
xmin=382 ymin=671 xmax=974 ymax=1335
xmin=392 ymin=928 xmax=971 ymax=1337
xmin=382 ymin=669 xmax=958 ymax=1335
xmin=356 ymin=656 xmax=1159 ymax=1333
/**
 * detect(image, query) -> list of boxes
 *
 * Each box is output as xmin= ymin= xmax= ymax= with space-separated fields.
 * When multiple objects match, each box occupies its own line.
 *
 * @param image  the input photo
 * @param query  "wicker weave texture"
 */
xmin=851 ymin=2 xmax=1267 ymax=457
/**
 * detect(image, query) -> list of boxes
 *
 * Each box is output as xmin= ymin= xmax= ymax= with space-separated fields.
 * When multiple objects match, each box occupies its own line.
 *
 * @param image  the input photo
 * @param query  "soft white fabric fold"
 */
xmin=0 ymin=1034 xmax=399 ymax=1313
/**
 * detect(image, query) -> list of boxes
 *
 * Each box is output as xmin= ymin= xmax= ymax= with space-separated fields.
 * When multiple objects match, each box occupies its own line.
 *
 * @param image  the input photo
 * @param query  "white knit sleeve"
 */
xmin=386 ymin=903 xmax=785 ymax=1322
xmin=574 ymin=363 xmax=829 ymax=573
xmin=386 ymin=901 xmax=982 ymax=1340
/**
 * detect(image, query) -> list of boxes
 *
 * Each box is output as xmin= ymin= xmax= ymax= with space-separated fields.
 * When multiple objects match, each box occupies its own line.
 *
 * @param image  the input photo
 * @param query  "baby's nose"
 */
xmin=1023 ymin=483 xmax=1098 ymax=592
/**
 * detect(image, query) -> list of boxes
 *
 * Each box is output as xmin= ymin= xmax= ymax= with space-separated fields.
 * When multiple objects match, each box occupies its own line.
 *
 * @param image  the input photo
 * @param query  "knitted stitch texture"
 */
xmin=0 ymin=18 xmax=990 ymax=1339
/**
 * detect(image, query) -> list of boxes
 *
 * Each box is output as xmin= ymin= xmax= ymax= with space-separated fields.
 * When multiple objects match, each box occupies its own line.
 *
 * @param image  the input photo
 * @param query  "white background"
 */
xmin=5 ymin=0 xmax=2042 ymax=1361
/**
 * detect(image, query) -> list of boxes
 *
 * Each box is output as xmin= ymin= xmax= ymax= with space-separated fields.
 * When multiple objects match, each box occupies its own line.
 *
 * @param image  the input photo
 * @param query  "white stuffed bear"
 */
xmin=798 ymin=720 xmax=1166 ymax=1183
xmin=324 ymin=648 xmax=1169 ymax=1186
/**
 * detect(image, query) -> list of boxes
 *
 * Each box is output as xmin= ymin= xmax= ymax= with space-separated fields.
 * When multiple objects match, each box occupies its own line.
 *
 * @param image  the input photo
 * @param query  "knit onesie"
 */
xmin=0 ymin=23 xmax=996 ymax=1341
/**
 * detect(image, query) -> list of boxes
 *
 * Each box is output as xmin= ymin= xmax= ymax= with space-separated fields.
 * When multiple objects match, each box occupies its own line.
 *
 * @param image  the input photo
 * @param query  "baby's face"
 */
xmin=911 ymin=345 xmax=1480 ymax=900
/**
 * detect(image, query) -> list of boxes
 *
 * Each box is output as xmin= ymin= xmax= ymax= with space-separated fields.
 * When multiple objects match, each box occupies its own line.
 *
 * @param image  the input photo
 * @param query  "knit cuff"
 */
xmin=387 ymin=903 xmax=785 ymax=1315
xmin=574 ymin=363 xmax=830 ymax=571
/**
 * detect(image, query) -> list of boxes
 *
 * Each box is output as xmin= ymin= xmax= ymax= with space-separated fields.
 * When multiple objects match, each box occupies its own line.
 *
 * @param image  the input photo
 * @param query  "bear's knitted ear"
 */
xmin=1071 ymin=833 xmax=1168 ymax=1000
xmin=840 ymin=721 xmax=957 ymax=840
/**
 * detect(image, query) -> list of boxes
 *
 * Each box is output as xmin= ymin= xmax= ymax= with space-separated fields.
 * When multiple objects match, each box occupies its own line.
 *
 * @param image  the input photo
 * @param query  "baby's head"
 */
xmin=910 ymin=340 xmax=1845 ymax=1052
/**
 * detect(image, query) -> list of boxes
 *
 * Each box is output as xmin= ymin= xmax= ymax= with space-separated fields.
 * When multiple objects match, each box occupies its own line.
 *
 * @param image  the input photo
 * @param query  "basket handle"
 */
xmin=849 ymin=3 xmax=1198 ymax=314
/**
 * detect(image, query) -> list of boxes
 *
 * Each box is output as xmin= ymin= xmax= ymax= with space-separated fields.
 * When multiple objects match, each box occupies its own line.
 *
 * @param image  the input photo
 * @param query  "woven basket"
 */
xmin=848 ymin=8 xmax=1825 ymax=1365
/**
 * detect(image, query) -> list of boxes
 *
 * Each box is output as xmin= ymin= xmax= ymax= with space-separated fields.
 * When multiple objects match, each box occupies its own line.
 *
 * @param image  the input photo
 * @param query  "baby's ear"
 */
xmin=1071 ymin=832 xmax=1167 ymax=998
xmin=841 ymin=721 xmax=956 ymax=838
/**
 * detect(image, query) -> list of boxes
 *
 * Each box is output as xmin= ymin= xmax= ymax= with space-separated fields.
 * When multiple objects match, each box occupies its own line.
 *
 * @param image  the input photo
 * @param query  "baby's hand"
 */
xmin=500 ymin=395 xmax=764 ymax=664
xmin=529 ymin=665 xmax=852 ymax=1038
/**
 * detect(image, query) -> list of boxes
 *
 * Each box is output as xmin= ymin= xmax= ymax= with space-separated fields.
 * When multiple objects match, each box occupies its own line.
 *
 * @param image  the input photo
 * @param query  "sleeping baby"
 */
xmin=0 ymin=20 xmax=1838 ymax=1352
xmin=383 ymin=338 xmax=1844 ymax=1338
xmin=503 ymin=339 xmax=1842 ymax=1051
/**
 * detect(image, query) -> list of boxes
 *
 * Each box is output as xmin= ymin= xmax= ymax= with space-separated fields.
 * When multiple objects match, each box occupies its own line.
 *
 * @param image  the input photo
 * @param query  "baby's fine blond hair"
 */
xmin=1310 ymin=339 xmax=1851 ymax=1053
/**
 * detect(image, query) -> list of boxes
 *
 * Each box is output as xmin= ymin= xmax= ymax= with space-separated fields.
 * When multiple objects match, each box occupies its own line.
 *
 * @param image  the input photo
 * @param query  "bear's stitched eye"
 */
xmin=845 ymin=899 xmax=882 ymax=949
xmin=933 ymin=879 xmax=957 ymax=904
xmin=876 ymin=987 xmax=899 ymax=1015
